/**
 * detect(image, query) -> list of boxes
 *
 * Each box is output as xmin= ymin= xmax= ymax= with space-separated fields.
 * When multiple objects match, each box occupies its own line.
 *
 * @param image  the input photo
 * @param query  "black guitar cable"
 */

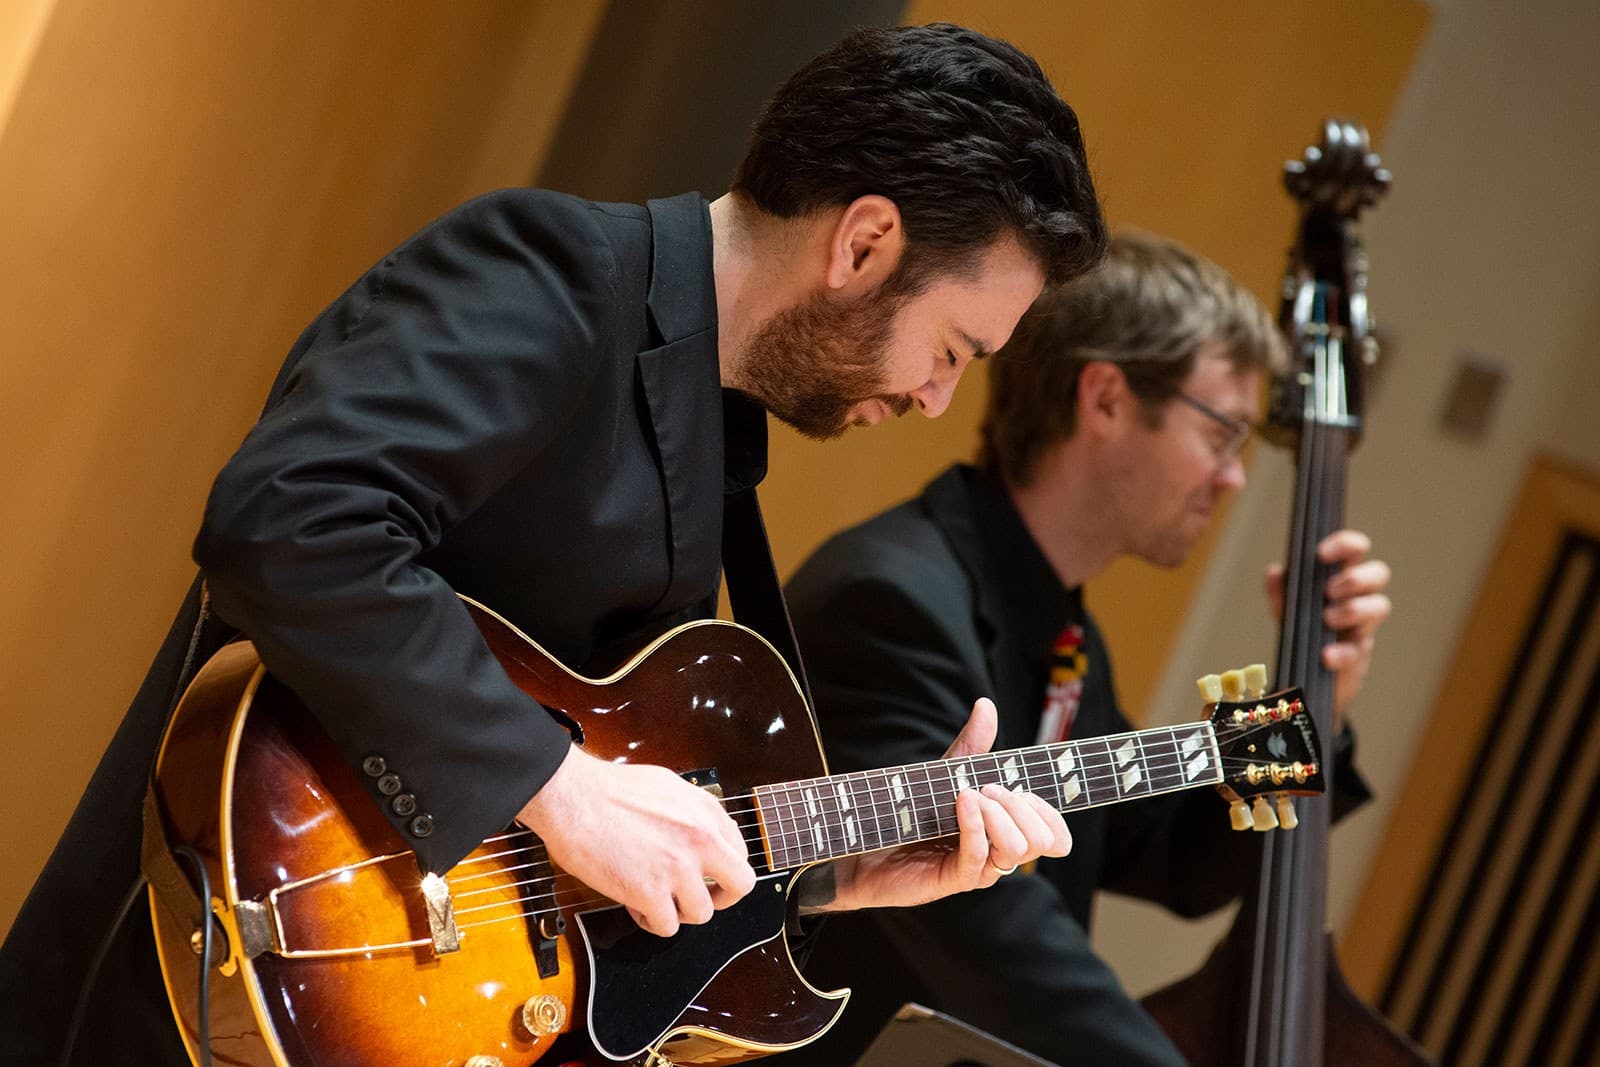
xmin=57 ymin=850 xmax=214 ymax=1067
xmin=57 ymin=872 xmax=145 ymax=1067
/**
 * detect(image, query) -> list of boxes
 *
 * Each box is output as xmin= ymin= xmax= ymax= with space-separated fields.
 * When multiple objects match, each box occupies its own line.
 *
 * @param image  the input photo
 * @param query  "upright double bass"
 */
xmin=1143 ymin=121 xmax=1431 ymax=1066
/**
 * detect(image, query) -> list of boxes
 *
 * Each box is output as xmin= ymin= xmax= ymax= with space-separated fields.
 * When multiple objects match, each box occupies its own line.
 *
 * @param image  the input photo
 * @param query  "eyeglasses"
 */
xmin=1173 ymin=392 xmax=1254 ymax=460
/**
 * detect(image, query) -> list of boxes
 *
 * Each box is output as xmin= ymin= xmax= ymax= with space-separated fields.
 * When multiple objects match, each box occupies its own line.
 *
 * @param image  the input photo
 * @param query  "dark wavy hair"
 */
xmin=733 ymin=23 xmax=1106 ymax=292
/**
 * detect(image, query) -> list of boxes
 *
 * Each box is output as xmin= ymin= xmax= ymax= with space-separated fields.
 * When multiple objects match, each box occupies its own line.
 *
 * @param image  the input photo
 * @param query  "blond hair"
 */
xmin=980 ymin=231 xmax=1286 ymax=487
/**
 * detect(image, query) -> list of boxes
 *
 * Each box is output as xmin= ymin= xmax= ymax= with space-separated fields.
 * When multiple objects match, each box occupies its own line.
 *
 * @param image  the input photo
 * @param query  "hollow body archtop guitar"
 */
xmin=149 ymin=596 xmax=1322 ymax=1066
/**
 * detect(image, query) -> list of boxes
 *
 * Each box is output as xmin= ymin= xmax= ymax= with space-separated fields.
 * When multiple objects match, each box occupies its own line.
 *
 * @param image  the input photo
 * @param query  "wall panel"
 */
xmin=0 ymin=0 xmax=604 ymax=936
xmin=763 ymin=0 xmax=1429 ymax=721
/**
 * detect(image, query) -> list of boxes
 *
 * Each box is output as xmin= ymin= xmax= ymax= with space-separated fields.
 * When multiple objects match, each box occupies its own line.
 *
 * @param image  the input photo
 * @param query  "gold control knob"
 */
xmin=521 ymin=993 xmax=568 ymax=1037
xmin=464 ymin=1057 xmax=505 ymax=1067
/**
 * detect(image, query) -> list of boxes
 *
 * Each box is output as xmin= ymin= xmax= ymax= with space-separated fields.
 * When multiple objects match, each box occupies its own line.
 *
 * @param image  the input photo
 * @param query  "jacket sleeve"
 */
xmin=193 ymin=190 xmax=618 ymax=873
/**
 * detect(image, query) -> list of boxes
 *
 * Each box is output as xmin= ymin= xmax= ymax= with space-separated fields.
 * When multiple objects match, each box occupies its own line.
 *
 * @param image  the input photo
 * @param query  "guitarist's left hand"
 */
xmin=809 ymin=698 xmax=1072 ymax=913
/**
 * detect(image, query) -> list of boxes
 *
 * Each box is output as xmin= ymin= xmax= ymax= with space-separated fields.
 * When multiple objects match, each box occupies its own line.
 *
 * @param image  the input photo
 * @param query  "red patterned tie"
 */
xmin=1036 ymin=624 xmax=1088 ymax=746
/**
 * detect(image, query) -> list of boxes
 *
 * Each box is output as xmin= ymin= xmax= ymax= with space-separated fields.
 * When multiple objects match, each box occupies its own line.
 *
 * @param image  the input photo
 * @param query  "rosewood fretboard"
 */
xmin=753 ymin=723 xmax=1222 ymax=871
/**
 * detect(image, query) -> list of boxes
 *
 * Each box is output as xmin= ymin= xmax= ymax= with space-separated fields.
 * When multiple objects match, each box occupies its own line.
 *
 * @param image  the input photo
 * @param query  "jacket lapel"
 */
xmin=637 ymin=194 xmax=722 ymax=610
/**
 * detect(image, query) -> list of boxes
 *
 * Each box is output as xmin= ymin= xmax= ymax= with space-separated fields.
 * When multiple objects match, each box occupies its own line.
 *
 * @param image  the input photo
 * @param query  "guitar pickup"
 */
xmin=682 ymin=767 xmax=723 ymax=799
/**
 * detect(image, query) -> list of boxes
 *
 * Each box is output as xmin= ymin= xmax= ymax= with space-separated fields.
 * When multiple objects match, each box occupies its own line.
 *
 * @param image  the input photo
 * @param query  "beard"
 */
xmin=734 ymin=286 xmax=915 ymax=440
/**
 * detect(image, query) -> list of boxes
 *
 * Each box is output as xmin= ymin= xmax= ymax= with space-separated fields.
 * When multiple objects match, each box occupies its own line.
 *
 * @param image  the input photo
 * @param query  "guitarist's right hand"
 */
xmin=514 ymin=745 xmax=757 ymax=938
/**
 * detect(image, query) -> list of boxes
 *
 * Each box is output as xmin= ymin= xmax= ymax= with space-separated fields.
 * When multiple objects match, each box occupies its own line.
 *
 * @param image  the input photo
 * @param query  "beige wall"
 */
xmin=2 ymin=7 xmax=1494 ymax=1022
xmin=0 ymin=0 xmax=605 ymax=937
xmin=0 ymin=0 xmax=52 ymax=136
xmin=1099 ymin=0 xmax=1600 ymax=1000
xmin=764 ymin=0 xmax=1429 ymax=720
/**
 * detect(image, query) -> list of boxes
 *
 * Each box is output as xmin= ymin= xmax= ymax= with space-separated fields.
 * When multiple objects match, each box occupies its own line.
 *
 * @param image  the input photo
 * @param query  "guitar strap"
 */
xmin=139 ymin=306 xmax=306 ymax=963
xmin=720 ymin=484 xmax=815 ymax=713
xmin=141 ymin=582 xmax=234 ymax=965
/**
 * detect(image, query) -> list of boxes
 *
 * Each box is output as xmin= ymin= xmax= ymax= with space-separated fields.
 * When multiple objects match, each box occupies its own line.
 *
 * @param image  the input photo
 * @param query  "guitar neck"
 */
xmin=754 ymin=721 xmax=1222 ymax=871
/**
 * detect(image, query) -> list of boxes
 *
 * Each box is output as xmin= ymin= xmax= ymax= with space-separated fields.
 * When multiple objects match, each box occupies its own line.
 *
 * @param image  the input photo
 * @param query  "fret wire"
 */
xmin=1096 ymin=738 xmax=1118 ymax=804
xmin=781 ymin=781 xmax=811 ymax=867
xmin=753 ymin=720 xmax=1268 ymax=868
xmin=1149 ymin=728 xmax=1174 ymax=791
xmin=864 ymin=768 xmax=890 ymax=852
xmin=1131 ymin=730 xmax=1152 ymax=796
xmin=921 ymin=767 xmax=940 ymax=844
xmin=763 ymin=783 xmax=794 ymax=869
xmin=819 ymin=778 xmax=842 ymax=862
xmin=851 ymin=771 xmax=876 ymax=857
xmin=843 ymin=771 xmax=868 ymax=856
xmin=825 ymin=777 xmax=845 ymax=860
xmin=814 ymin=778 xmax=835 ymax=861
xmin=900 ymin=764 xmax=921 ymax=846
xmin=778 ymin=781 xmax=806 ymax=868
xmin=1036 ymin=745 xmax=1066 ymax=810
xmin=855 ymin=769 xmax=883 ymax=853
xmin=761 ymin=783 xmax=793 ymax=869
xmin=831 ymin=777 xmax=853 ymax=859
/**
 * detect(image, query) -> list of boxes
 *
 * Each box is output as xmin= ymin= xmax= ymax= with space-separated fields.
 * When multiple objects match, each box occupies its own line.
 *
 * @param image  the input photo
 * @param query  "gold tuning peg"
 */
xmin=1251 ymin=796 xmax=1280 ymax=831
xmin=1196 ymin=674 xmax=1224 ymax=703
xmin=1243 ymin=664 xmax=1268 ymax=698
xmin=1229 ymin=799 xmax=1254 ymax=831
xmin=1276 ymin=795 xmax=1299 ymax=830
xmin=1220 ymin=669 xmax=1246 ymax=701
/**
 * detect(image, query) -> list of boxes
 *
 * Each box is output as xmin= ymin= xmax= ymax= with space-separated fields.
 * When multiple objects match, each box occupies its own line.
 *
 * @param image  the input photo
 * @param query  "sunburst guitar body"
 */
xmin=150 ymin=597 xmax=1322 ymax=1066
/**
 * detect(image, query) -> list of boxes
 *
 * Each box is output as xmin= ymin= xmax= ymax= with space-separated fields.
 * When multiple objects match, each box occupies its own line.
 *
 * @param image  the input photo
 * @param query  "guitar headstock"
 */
xmin=1199 ymin=664 xmax=1325 ymax=831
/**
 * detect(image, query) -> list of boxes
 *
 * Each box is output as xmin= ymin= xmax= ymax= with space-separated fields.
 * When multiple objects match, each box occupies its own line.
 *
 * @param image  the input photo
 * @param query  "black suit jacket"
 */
xmin=0 ymin=190 xmax=732 ymax=1064
xmin=774 ymin=466 xmax=1369 ymax=1067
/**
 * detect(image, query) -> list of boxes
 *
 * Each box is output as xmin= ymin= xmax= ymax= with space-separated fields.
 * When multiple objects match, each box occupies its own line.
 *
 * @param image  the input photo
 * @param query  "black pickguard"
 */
xmin=576 ymin=872 xmax=793 ymax=1059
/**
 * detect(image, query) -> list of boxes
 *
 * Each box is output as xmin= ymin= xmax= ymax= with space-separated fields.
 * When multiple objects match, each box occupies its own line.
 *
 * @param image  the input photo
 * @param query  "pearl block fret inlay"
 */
xmin=754 ymin=723 xmax=1225 ymax=871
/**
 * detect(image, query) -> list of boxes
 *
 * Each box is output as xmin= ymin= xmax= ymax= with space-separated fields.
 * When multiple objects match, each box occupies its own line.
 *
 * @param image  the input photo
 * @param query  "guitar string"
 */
xmin=434 ymin=751 xmax=1308 ymax=910
xmin=438 ymin=740 xmax=1307 ymax=892
xmin=286 ymin=743 xmax=1314 ymax=948
xmin=266 ymin=724 xmax=1310 ymax=955
xmin=443 ymin=746 xmax=1297 ymax=885
xmin=444 ymin=714 xmax=1298 ymax=873
xmin=442 ymin=757 xmax=1315 ymax=934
